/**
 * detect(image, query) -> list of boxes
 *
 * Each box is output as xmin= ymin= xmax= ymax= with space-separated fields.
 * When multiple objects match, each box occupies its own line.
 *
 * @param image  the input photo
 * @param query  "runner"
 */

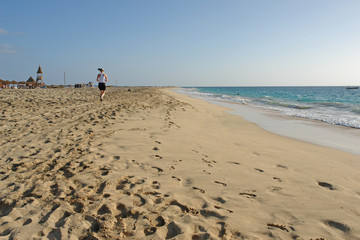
xmin=96 ymin=68 xmax=108 ymax=101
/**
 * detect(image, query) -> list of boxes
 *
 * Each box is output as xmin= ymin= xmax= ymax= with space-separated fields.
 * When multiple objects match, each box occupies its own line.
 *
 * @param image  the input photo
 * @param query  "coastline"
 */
xmin=1 ymin=87 xmax=359 ymax=239
xmin=174 ymin=88 xmax=360 ymax=156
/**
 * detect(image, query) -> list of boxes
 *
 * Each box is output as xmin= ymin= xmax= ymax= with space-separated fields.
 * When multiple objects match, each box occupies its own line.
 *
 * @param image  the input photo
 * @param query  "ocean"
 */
xmin=180 ymin=86 xmax=360 ymax=129
xmin=174 ymin=86 xmax=360 ymax=155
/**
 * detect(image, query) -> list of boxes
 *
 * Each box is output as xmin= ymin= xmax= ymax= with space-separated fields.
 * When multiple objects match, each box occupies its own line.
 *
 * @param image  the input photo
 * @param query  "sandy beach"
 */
xmin=0 ymin=87 xmax=359 ymax=240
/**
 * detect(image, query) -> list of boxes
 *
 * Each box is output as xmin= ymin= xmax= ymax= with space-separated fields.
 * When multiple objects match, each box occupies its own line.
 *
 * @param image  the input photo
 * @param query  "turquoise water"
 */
xmin=180 ymin=87 xmax=360 ymax=129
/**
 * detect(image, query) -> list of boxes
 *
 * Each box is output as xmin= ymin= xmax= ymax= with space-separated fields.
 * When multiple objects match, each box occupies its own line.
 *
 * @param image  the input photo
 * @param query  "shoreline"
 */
xmin=1 ymin=87 xmax=359 ymax=239
xmin=174 ymin=88 xmax=360 ymax=155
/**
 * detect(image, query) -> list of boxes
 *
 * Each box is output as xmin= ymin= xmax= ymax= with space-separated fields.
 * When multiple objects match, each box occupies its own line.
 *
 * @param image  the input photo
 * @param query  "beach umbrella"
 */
xmin=26 ymin=77 xmax=36 ymax=83
xmin=11 ymin=80 xmax=18 ymax=84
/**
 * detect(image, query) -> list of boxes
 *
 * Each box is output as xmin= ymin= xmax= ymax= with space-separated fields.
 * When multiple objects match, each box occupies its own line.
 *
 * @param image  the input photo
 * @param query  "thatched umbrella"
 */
xmin=11 ymin=80 xmax=18 ymax=84
xmin=26 ymin=77 xmax=36 ymax=83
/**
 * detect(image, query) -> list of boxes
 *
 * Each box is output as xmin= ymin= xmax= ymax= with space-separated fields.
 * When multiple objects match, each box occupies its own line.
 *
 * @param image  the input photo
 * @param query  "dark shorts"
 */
xmin=98 ymin=83 xmax=106 ymax=91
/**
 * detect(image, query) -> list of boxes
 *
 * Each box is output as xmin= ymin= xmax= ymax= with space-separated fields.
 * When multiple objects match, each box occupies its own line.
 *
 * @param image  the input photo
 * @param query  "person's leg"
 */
xmin=100 ymin=90 xmax=104 ymax=101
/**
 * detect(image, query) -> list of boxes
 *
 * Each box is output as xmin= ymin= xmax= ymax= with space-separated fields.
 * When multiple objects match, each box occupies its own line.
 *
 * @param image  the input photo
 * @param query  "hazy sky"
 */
xmin=1 ymin=0 xmax=360 ymax=86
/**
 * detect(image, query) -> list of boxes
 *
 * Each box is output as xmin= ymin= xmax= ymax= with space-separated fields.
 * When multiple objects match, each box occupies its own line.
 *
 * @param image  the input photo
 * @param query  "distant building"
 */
xmin=25 ymin=66 xmax=45 ymax=88
xmin=36 ymin=66 xmax=44 ymax=86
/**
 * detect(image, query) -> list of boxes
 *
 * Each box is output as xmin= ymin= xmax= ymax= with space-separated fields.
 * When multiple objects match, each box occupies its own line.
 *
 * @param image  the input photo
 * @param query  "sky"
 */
xmin=1 ymin=0 xmax=360 ymax=86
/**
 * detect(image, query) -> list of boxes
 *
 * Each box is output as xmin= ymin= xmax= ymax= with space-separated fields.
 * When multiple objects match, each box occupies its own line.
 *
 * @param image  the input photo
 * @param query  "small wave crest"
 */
xmin=282 ymin=109 xmax=360 ymax=129
xmin=351 ymin=108 xmax=360 ymax=115
xmin=314 ymin=101 xmax=349 ymax=109
xmin=255 ymin=98 xmax=312 ymax=110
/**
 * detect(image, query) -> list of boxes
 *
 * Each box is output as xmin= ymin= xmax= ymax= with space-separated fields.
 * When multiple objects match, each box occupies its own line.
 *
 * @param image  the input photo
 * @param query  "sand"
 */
xmin=0 ymin=87 xmax=359 ymax=240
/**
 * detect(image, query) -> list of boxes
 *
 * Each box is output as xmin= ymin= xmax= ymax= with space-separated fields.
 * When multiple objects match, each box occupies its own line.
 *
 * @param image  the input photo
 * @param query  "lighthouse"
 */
xmin=36 ymin=66 xmax=44 ymax=86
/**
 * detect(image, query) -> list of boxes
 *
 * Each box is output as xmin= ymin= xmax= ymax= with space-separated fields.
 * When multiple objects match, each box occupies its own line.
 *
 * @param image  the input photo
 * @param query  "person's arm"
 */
xmin=96 ymin=74 xmax=100 ymax=82
xmin=105 ymin=74 xmax=108 ymax=82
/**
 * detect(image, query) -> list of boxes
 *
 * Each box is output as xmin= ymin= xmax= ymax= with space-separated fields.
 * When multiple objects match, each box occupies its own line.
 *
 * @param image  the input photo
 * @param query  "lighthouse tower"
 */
xmin=36 ymin=66 xmax=44 ymax=86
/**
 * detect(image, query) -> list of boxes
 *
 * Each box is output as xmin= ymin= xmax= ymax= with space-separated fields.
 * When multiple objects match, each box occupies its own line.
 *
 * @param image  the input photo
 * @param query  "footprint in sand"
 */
xmin=239 ymin=192 xmax=257 ymax=198
xmin=97 ymin=204 xmax=111 ymax=215
xmin=318 ymin=181 xmax=336 ymax=190
xmin=0 ymin=200 xmax=15 ymax=218
xmin=166 ymin=221 xmax=182 ymax=239
xmin=84 ymin=215 xmax=101 ymax=233
xmin=151 ymin=181 xmax=161 ymax=189
xmin=213 ymin=197 xmax=226 ymax=204
xmin=1 ymin=175 xmax=9 ymax=181
xmin=152 ymin=166 xmax=163 ymax=173
xmin=276 ymin=164 xmax=288 ymax=169
xmin=96 ymin=181 xmax=107 ymax=194
xmin=23 ymin=218 xmax=32 ymax=226
xmin=214 ymin=205 xmax=233 ymax=213
xmin=214 ymin=181 xmax=227 ymax=187
xmin=192 ymin=233 xmax=211 ymax=239
xmin=270 ymin=186 xmax=282 ymax=192
xmin=47 ymin=229 xmax=61 ymax=240
xmin=267 ymin=223 xmax=289 ymax=232
xmin=133 ymin=194 xmax=146 ymax=207
xmin=116 ymin=176 xmax=144 ymax=191
xmin=55 ymin=211 xmax=71 ymax=228
xmin=168 ymin=200 xmax=199 ymax=215
xmin=227 ymin=161 xmax=241 ymax=165
xmin=71 ymin=201 xmax=84 ymax=213
xmin=144 ymin=226 xmax=157 ymax=236
xmin=192 ymin=186 xmax=205 ymax=193
xmin=154 ymin=216 xmax=165 ymax=227
xmin=59 ymin=165 xmax=74 ymax=178
xmin=50 ymin=183 xmax=59 ymax=196
xmin=273 ymin=177 xmax=282 ymax=182
xmin=202 ymin=170 xmax=211 ymax=175
xmin=202 ymin=158 xmax=217 ymax=164
xmin=218 ymin=222 xmax=226 ymax=237
xmin=116 ymin=203 xmax=128 ymax=218
xmin=154 ymin=154 xmax=163 ymax=159
xmin=99 ymin=166 xmax=110 ymax=176
xmin=172 ymin=176 xmax=181 ymax=182
xmin=323 ymin=220 xmax=350 ymax=233
xmin=254 ymin=168 xmax=264 ymax=173
xmin=200 ymin=210 xmax=227 ymax=220
xmin=38 ymin=204 xmax=60 ymax=224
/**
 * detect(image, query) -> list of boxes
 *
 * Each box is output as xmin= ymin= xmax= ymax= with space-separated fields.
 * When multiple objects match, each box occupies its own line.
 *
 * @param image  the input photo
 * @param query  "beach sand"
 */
xmin=0 ymin=87 xmax=359 ymax=240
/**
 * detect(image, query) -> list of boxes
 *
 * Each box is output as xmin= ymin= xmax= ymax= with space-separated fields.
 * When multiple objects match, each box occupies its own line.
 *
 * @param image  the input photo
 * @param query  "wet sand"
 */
xmin=0 ymin=87 xmax=359 ymax=239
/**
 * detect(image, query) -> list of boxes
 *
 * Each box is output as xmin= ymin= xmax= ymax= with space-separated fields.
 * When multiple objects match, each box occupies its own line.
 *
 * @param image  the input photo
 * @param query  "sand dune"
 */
xmin=0 ymin=87 xmax=359 ymax=239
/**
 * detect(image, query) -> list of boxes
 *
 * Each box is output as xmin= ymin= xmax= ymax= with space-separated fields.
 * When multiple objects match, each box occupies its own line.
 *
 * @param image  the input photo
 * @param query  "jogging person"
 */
xmin=97 ymin=68 xmax=108 ymax=101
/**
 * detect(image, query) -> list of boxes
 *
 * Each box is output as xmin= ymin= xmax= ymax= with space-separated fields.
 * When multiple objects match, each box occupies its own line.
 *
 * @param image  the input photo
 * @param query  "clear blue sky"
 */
xmin=1 ymin=0 xmax=360 ymax=86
